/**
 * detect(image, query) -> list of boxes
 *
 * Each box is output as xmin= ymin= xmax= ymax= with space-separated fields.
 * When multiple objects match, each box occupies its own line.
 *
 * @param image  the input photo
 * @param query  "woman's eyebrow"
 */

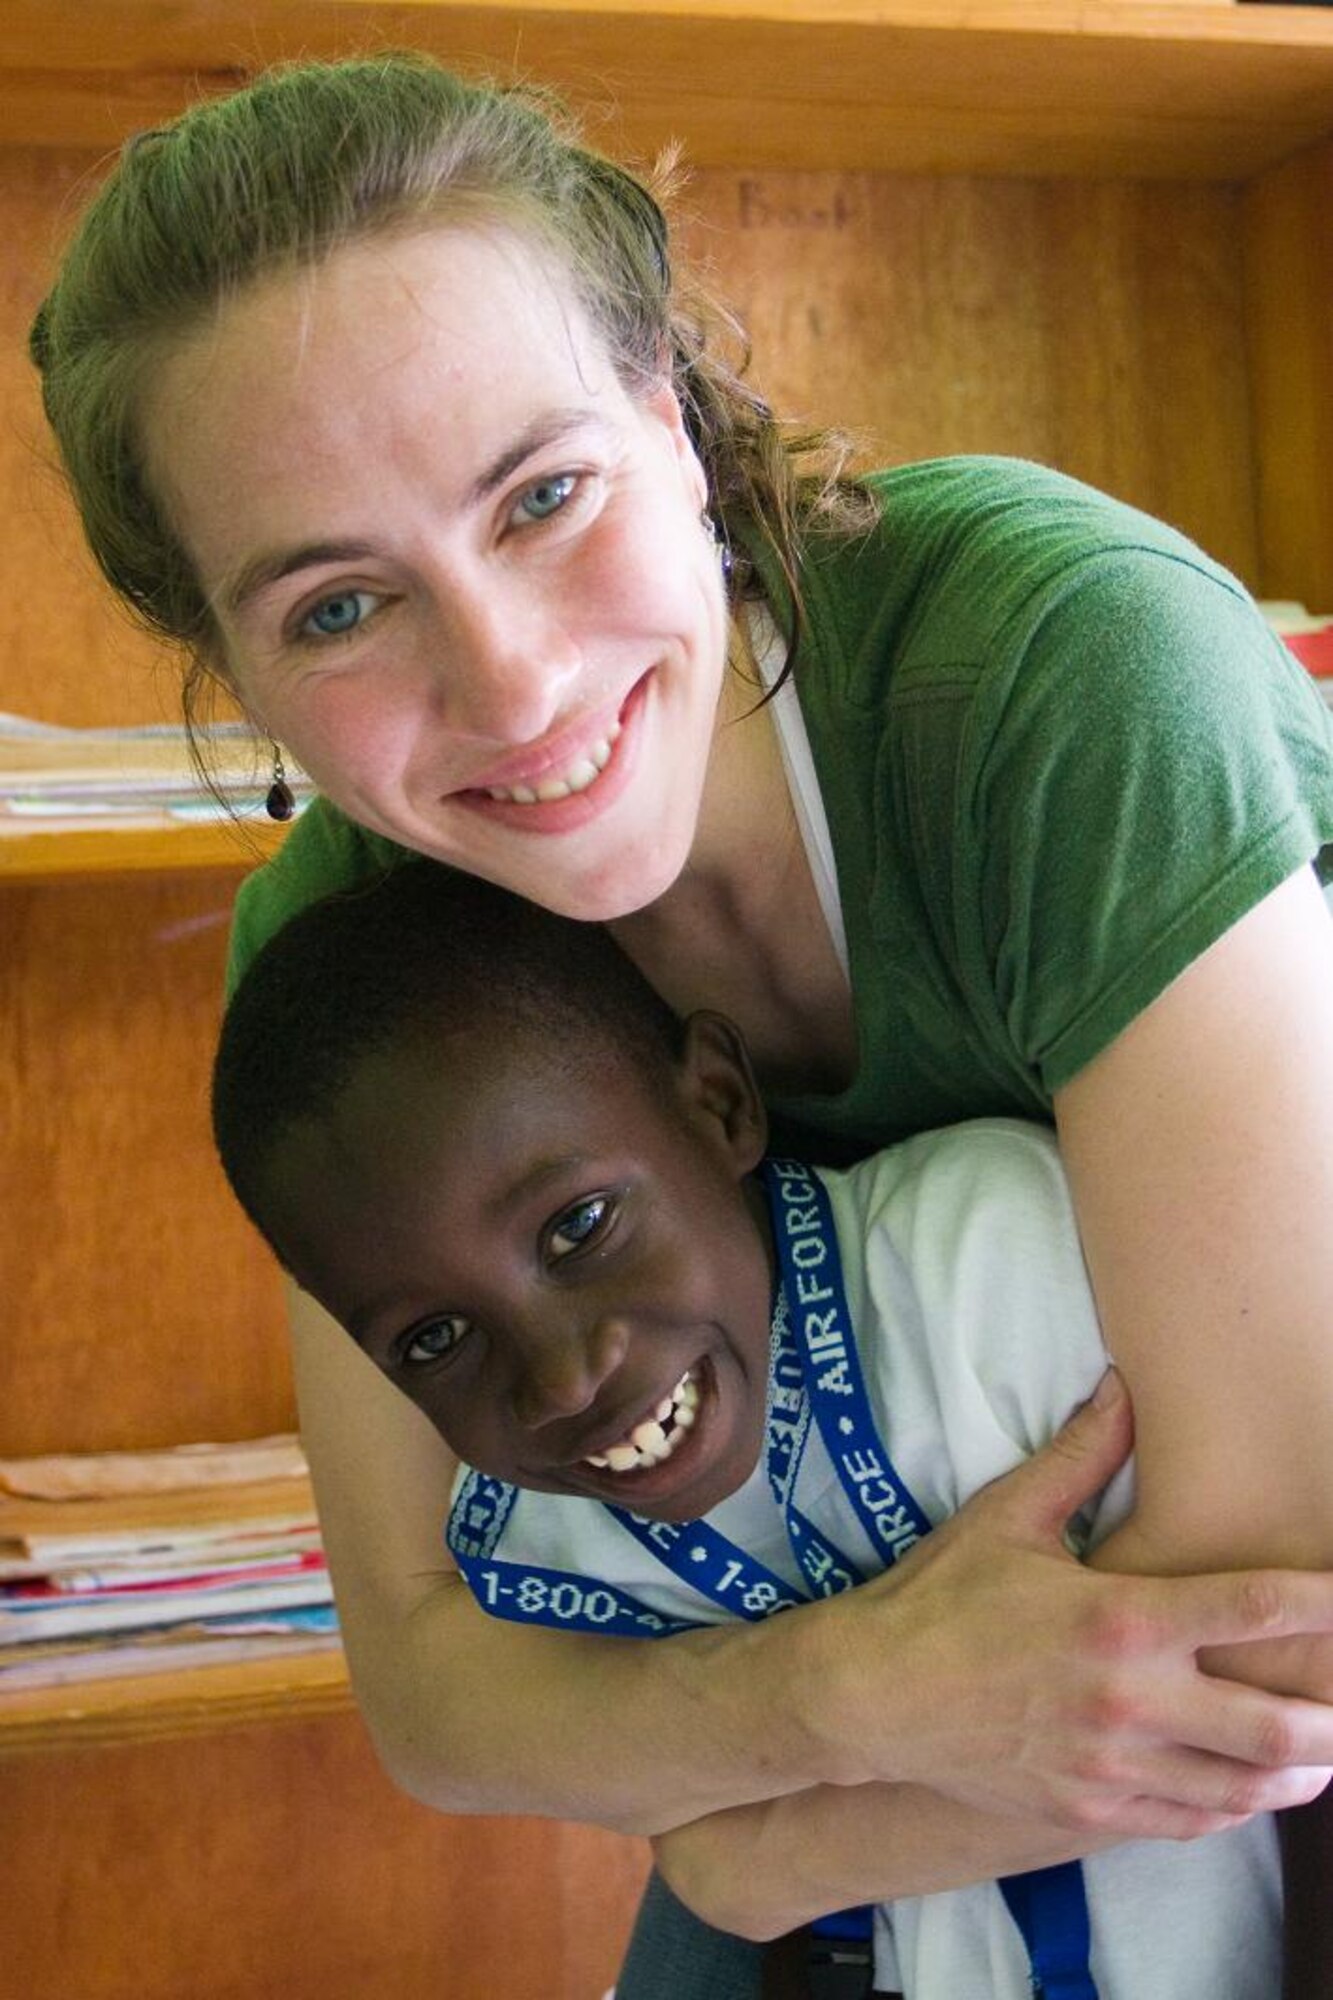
xmin=467 ymin=408 xmax=606 ymax=507
xmin=218 ymin=411 xmax=606 ymax=617
xmin=219 ymin=540 xmax=377 ymax=620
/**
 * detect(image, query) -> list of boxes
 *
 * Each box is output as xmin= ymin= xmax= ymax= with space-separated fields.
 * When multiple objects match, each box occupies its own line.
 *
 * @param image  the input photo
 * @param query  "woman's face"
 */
xmin=140 ymin=226 xmax=729 ymax=919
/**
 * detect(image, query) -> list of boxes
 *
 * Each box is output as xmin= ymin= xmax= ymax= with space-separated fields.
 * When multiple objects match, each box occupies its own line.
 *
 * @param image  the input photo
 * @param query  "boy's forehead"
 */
xmin=336 ymin=1013 xmax=682 ymax=1164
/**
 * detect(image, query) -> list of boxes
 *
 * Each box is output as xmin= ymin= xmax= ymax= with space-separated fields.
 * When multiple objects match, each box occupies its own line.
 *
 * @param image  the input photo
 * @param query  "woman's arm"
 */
xmin=1056 ymin=868 xmax=1333 ymax=1684
xmin=1056 ymin=865 xmax=1333 ymax=1999
xmin=292 ymin=1282 xmax=1333 ymax=1837
xmin=652 ymin=874 xmax=1333 ymax=1944
xmin=652 ymin=1783 xmax=1113 ymax=1943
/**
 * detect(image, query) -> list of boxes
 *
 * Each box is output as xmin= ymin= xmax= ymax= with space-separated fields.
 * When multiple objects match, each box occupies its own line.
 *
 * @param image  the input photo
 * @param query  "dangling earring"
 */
xmin=265 ymin=742 xmax=296 ymax=823
xmin=702 ymin=510 xmax=734 ymax=585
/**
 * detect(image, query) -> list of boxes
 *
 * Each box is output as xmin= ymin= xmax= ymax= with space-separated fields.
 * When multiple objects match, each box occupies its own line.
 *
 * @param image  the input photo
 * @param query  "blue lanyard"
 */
xmin=607 ymin=1275 xmax=869 ymax=1609
xmin=448 ymin=1469 xmax=700 ymax=1635
xmin=1000 ymin=1865 xmax=1096 ymax=2000
xmin=763 ymin=1159 xmax=934 ymax=1565
xmin=763 ymin=1282 xmax=868 ymax=1595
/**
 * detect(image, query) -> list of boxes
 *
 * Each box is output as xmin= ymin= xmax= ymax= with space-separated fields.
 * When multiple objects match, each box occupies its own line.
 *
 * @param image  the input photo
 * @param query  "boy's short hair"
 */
xmin=212 ymin=860 xmax=687 ymax=1241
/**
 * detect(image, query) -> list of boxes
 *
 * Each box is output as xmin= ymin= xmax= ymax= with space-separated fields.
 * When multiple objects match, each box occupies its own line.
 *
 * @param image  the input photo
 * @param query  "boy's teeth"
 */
xmin=488 ymin=724 xmax=620 ymax=804
xmin=585 ymin=1369 xmax=697 ymax=1474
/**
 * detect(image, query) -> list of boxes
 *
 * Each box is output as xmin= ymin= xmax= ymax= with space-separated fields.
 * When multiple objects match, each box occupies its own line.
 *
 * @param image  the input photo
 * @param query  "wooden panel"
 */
xmin=0 ymin=1649 xmax=356 ymax=1753
xmin=678 ymin=169 xmax=1259 ymax=584
xmin=0 ymin=871 xmax=291 ymax=1456
xmin=4 ymin=2 xmax=1333 ymax=178
xmin=0 ymin=1710 xmax=649 ymax=2000
xmin=0 ymin=822 xmax=290 ymax=883
xmin=1 ymin=146 xmax=185 ymax=729
xmin=1243 ymin=136 xmax=1333 ymax=609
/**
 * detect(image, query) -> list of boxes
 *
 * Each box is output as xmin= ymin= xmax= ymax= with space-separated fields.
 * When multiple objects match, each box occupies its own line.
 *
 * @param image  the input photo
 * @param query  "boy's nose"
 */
xmin=510 ymin=1316 xmax=631 ymax=1431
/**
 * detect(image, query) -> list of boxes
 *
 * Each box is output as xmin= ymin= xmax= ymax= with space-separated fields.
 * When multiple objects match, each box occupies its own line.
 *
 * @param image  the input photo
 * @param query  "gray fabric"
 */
xmin=616 ymin=1871 xmax=764 ymax=1999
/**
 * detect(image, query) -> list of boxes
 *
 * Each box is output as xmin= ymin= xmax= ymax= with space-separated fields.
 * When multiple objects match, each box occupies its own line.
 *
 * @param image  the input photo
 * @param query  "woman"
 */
xmin=30 ymin=53 xmax=1333 ymax=1997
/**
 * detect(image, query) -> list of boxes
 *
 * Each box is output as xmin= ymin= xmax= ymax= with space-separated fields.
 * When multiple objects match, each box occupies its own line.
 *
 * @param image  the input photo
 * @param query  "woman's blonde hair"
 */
xmin=31 ymin=51 xmax=868 ymax=753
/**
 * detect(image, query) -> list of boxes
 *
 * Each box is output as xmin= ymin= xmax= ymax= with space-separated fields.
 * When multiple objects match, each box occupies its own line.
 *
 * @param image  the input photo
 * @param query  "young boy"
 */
xmin=212 ymin=859 xmax=1279 ymax=2000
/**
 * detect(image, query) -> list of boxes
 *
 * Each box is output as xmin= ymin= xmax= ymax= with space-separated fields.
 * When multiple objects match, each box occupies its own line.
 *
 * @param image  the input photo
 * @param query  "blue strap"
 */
xmin=809 ymin=1905 xmax=875 ymax=1944
xmin=763 ymin=1159 xmax=934 ymax=1564
xmin=606 ymin=1506 xmax=809 ymax=1620
xmin=998 ymin=1862 xmax=1097 ymax=1999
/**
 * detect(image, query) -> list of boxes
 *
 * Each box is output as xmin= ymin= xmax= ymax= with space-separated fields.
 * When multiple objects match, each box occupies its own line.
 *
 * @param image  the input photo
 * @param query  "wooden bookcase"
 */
xmin=3 ymin=2 xmax=1333 ymax=1993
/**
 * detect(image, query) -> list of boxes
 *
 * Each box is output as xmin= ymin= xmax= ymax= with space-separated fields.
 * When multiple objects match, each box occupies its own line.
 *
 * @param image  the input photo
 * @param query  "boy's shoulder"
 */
xmin=818 ymin=1117 xmax=1068 ymax=1233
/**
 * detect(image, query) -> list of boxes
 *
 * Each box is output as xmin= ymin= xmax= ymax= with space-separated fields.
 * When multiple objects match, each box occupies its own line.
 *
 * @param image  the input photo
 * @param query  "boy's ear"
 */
xmin=676 ymin=1010 xmax=768 ymax=1173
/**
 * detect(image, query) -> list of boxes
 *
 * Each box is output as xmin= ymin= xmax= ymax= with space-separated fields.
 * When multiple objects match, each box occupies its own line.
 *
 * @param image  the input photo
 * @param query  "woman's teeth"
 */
xmin=585 ymin=1369 xmax=699 ymax=1474
xmin=487 ymin=722 xmax=621 ymax=805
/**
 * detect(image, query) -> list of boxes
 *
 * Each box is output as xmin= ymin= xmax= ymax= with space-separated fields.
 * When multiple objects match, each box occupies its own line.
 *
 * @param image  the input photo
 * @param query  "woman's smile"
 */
xmin=478 ymin=717 xmax=620 ymax=805
xmin=453 ymin=677 xmax=646 ymax=836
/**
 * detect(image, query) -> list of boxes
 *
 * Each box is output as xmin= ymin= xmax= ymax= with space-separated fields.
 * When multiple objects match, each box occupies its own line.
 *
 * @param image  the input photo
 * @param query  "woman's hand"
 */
xmin=799 ymin=1367 xmax=1333 ymax=1839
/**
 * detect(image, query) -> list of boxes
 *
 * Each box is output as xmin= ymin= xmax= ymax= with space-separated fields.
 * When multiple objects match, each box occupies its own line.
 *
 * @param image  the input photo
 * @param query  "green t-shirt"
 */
xmin=226 ymin=456 xmax=1333 ymax=1166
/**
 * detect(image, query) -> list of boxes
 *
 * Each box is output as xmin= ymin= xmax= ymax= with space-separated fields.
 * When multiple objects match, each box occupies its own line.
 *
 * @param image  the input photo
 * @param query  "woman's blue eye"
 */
xmin=548 ymin=1196 xmax=610 ymax=1259
xmin=516 ymin=474 xmax=576 ymax=524
xmin=301 ymin=589 xmax=376 ymax=639
xmin=402 ymin=1316 xmax=471 ymax=1367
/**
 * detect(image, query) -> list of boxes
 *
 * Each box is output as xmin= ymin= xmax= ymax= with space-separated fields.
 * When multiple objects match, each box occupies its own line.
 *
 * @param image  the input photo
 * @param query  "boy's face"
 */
xmin=266 ymin=1013 xmax=775 ymax=1522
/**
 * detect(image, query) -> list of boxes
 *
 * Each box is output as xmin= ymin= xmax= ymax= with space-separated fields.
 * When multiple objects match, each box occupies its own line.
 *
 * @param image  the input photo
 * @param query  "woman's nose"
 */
xmin=510 ymin=1316 xmax=631 ymax=1431
xmin=425 ymin=580 xmax=582 ymax=744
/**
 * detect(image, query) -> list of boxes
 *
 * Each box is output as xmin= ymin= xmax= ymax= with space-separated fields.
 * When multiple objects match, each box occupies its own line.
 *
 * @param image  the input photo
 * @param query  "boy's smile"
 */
xmin=262 ymin=1012 xmax=776 ymax=1522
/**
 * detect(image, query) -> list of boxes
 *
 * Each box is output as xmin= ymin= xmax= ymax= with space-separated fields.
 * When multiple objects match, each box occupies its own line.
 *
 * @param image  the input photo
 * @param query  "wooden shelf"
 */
xmin=0 ymin=1648 xmax=353 ymax=1755
xmin=5 ymin=2 xmax=1333 ymax=180
xmin=0 ymin=818 xmax=289 ymax=884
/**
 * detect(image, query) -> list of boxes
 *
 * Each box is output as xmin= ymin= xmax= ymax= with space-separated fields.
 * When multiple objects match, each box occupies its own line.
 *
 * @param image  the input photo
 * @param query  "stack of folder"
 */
xmin=0 ymin=1434 xmax=337 ymax=1689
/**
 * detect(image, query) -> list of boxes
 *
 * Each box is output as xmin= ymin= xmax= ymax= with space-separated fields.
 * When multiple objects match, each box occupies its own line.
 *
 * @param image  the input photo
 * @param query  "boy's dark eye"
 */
xmin=401 ymin=1315 xmax=471 ymax=1366
xmin=547 ymin=1196 xmax=611 ymax=1260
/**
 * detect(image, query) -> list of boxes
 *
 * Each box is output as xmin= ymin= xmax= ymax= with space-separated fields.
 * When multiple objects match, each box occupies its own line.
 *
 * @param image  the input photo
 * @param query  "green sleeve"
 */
xmin=958 ymin=547 xmax=1333 ymax=1091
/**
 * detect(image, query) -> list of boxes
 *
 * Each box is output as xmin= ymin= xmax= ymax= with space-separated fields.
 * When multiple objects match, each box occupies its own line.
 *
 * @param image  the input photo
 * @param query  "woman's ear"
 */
xmin=676 ymin=1009 xmax=768 ymax=1174
xmin=642 ymin=376 xmax=709 ymax=508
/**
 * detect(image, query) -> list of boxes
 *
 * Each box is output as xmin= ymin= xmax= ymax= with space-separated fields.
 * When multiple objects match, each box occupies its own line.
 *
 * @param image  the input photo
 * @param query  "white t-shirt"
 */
xmin=449 ymin=1119 xmax=1280 ymax=1998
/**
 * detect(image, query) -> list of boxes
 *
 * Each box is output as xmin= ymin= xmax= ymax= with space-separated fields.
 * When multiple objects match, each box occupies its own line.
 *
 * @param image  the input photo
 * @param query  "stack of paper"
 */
xmin=0 ymin=712 xmax=311 ymax=827
xmin=0 ymin=1435 xmax=338 ymax=1689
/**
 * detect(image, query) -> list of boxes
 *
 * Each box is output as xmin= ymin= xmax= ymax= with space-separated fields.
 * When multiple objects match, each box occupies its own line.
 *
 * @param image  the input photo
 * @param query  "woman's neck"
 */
xmin=607 ymin=656 xmax=856 ymax=1096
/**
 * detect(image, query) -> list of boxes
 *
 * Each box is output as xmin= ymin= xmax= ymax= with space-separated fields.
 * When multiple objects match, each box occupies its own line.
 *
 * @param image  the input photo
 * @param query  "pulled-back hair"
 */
xmin=31 ymin=50 xmax=870 ymax=775
xmin=212 ymin=857 xmax=687 ymax=1249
